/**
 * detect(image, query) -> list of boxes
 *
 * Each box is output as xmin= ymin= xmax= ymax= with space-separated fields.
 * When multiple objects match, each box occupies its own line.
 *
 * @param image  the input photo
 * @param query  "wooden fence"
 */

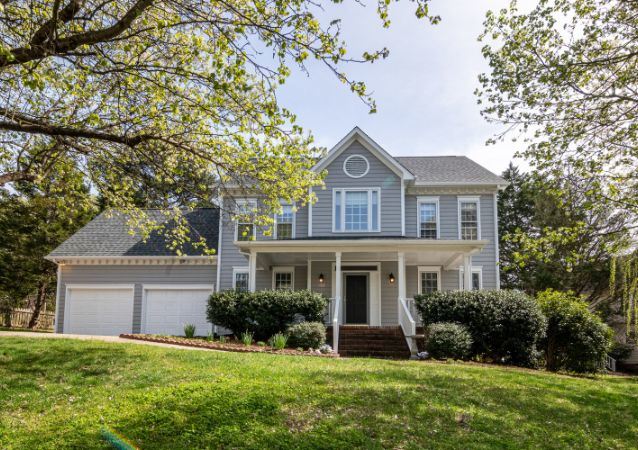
xmin=7 ymin=308 xmax=55 ymax=330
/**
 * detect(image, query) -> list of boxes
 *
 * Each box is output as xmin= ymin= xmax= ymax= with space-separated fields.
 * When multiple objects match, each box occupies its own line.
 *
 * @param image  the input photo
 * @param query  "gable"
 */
xmin=322 ymin=140 xmax=401 ymax=185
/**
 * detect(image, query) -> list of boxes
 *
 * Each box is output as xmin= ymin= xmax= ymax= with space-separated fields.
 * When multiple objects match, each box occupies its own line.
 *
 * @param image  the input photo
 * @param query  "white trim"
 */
xmin=493 ymin=193 xmax=500 ymax=290
xmin=417 ymin=266 xmax=442 ymax=294
xmin=272 ymin=266 xmax=295 ymax=290
xmin=54 ymin=264 xmax=62 ymax=333
xmin=416 ymin=196 xmax=440 ymax=239
xmin=313 ymin=127 xmax=414 ymax=180
xmin=343 ymin=154 xmax=370 ymax=178
xmin=232 ymin=266 xmax=249 ymax=290
xmin=273 ymin=201 xmax=296 ymax=239
xmin=216 ymin=201 xmax=224 ymax=292
xmin=414 ymin=181 xmax=507 ymax=188
xmin=400 ymin=181 xmax=406 ymax=236
xmin=47 ymin=255 xmax=217 ymax=265
xmin=332 ymin=187 xmax=381 ymax=233
xmin=458 ymin=266 xmax=483 ymax=290
xmin=330 ymin=261 xmax=381 ymax=326
xmin=63 ymin=284 xmax=135 ymax=334
xmin=234 ymin=198 xmax=257 ymax=241
xmin=307 ymin=257 xmax=312 ymax=291
xmin=457 ymin=196 xmax=481 ymax=240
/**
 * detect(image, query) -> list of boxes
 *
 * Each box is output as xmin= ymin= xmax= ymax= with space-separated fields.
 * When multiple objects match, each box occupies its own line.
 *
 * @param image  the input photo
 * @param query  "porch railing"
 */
xmin=398 ymin=297 xmax=418 ymax=356
xmin=332 ymin=297 xmax=341 ymax=354
xmin=605 ymin=355 xmax=617 ymax=372
xmin=405 ymin=298 xmax=420 ymax=325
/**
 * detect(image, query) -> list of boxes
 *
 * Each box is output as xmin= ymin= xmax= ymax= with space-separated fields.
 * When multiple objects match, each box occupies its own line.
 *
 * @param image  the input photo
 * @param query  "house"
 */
xmin=47 ymin=127 xmax=506 ymax=357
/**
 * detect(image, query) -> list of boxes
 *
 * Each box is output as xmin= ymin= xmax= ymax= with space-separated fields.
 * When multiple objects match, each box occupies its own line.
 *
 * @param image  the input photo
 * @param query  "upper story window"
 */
xmin=274 ymin=203 xmax=295 ymax=239
xmin=333 ymin=188 xmax=380 ymax=232
xmin=235 ymin=199 xmax=256 ymax=241
xmin=458 ymin=196 xmax=480 ymax=240
xmin=418 ymin=266 xmax=441 ymax=294
xmin=417 ymin=197 xmax=439 ymax=239
xmin=459 ymin=267 xmax=482 ymax=291
xmin=343 ymin=154 xmax=370 ymax=178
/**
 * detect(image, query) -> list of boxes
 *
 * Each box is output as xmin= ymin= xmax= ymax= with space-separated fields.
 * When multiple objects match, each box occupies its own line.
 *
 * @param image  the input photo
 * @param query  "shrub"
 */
xmin=207 ymin=289 xmax=327 ymax=341
xmin=240 ymin=330 xmax=254 ymax=347
xmin=414 ymin=290 xmax=546 ymax=366
xmin=256 ymin=341 xmax=266 ymax=347
xmin=537 ymin=290 xmax=613 ymax=373
xmin=287 ymin=322 xmax=326 ymax=349
xmin=269 ymin=333 xmax=288 ymax=350
xmin=610 ymin=341 xmax=634 ymax=362
xmin=425 ymin=322 xmax=473 ymax=360
xmin=218 ymin=335 xmax=227 ymax=344
xmin=183 ymin=324 xmax=196 ymax=338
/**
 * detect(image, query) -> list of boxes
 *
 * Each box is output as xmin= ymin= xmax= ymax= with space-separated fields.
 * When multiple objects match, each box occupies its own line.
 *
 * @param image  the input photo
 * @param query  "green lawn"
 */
xmin=1 ymin=338 xmax=637 ymax=449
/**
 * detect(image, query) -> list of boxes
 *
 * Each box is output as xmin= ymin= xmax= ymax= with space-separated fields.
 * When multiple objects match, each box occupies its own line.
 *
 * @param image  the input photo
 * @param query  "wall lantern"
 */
xmin=318 ymin=273 xmax=325 ymax=284
xmin=388 ymin=272 xmax=395 ymax=284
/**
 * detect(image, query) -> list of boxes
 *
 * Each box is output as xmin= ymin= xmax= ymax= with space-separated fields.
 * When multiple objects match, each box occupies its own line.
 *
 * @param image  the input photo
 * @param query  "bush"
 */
xmin=425 ymin=322 xmax=473 ymax=360
xmin=183 ymin=323 xmax=196 ymax=338
xmin=269 ymin=333 xmax=288 ymax=350
xmin=537 ymin=290 xmax=613 ymax=373
xmin=207 ymin=289 xmax=328 ymax=341
xmin=287 ymin=322 xmax=326 ymax=349
xmin=610 ymin=341 xmax=634 ymax=362
xmin=240 ymin=330 xmax=254 ymax=346
xmin=414 ymin=290 xmax=546 ymax=366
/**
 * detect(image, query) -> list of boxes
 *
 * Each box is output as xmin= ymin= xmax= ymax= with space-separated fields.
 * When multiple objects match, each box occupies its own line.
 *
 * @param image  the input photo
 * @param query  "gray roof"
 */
xmin=395 ymin=156 xmax=506 ymax=185
xmin=48 ymin=208 xmax=219 ymax=258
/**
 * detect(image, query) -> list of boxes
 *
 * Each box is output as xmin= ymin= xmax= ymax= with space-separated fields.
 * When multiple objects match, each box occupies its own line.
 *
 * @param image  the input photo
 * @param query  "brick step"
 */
xmin=340 ymin=335 xmax=406 ymax=341
xmin=339 ymin=350 xmax=411 ymax=359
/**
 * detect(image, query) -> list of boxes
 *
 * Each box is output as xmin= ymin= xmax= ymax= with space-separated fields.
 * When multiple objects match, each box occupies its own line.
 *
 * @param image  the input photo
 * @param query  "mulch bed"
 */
xmin=119 ymin=334 xmax=338 ymax=358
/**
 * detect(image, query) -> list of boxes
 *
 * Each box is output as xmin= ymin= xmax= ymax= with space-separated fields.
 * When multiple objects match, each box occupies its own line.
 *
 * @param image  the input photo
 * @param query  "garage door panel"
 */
xmin=66 ymin=288 xmax=133 ymax=335
xmin=144 ymin=289 xmax=211 ymax=336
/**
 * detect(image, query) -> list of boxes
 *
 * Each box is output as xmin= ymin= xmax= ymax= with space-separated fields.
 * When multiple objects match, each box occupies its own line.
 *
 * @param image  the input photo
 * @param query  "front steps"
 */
xmin=326 ymin=325 xmax=411 ymax=359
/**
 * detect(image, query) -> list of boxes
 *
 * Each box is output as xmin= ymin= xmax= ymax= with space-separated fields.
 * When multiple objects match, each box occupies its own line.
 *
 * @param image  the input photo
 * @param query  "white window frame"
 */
xmin=417 ymin=266 xmax=442 ymax=295
xmin=273 ymin=202 xmax=296 ymax=239
xmin=343 ymin=154 xmax=370 ymax=178
xmin=272 ymin=266 xmax=295 ymax=290
xmin=332 ymin=187 xmax=381 ymax=233
xmin=457 ymin=196 xmax=481 ymax=240
xmin=458 ymin=266 xmax=483 ymax=290
xmin=232 ymin=267 xmax=250 ymax=291
xmin=235 ymin=199 xmax=257 ymax=241
xmin=416 ymin=196 xmax=440 ymax=239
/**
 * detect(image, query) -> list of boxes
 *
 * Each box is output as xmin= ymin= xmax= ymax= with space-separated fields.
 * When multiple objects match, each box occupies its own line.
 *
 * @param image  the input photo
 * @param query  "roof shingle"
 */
xmin=395 ymin=156 xmax=506 ymax=185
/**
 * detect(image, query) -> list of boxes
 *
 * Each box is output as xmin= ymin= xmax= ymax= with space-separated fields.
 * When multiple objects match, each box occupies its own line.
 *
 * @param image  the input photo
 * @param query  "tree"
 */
xmin=0 ymin=0 xmax=439 ymax=245
xmin=478 ymin=0 xmax=638 ymax=230
xmin=0 ymin=159 xmax=96 ymax=327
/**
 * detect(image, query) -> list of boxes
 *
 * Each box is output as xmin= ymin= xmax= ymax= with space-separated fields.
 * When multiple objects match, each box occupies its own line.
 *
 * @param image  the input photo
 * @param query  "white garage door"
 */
xmin=143 ymin=287 xmax=213 ymax=336
xmin=65 ymin=287 xmax=134 ymax=335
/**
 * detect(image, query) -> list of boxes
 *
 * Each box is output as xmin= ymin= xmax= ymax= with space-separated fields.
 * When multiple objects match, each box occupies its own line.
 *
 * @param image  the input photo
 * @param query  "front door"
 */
xmin=345 ymin=274 xmax=367 ymax=324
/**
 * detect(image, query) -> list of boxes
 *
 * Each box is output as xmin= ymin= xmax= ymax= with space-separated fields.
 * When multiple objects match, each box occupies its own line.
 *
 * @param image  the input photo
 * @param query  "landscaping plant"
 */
xmin=414 ymin=290 xmax=546 ymax=366
xmin=207 ymin=290 xmax=327 ymax=341
xmin=183 ymin=324 xmax=196 ymax=339
xmin=286 ymin=322 xmax=326 ymax=350
xmin=537 ymin=290 xmax=613 ymax=373
xmin=269 ymin=333 xmax=288 ymax=350
xmin=425 ymin=322 xmax=473 ymax=360
xmin=241 ymin=331 xmax=254 ymax=347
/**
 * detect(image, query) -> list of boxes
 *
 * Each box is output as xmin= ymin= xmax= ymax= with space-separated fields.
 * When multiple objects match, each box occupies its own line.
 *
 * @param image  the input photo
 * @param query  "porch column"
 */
xmin=248 ymin=250 xmax=257 ymax=292
xmin=397 ymin=251 xmax=406 ymax=300
xmin=463 ymin=254 xmax=472 ymax=291
xmin=307 ymin=257 xmax=312 ymax=291
xmin=335 ymin=252 xmax=342 ymax=302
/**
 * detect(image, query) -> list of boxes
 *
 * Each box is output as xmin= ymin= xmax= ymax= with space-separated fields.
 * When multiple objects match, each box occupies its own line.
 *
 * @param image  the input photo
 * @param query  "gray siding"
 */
xmin=311 ymin=141 xmax=402 ymax=236
xmin=57 ymin=264 xmax=216 ymax=333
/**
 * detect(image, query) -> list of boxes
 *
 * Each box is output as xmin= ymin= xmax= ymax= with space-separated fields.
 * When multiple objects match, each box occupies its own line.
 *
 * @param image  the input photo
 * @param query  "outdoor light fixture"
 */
xmin=318 ymin=273 xmax=325 ymax=284
xmin=388 ymin=272 xmax=395 ymax=284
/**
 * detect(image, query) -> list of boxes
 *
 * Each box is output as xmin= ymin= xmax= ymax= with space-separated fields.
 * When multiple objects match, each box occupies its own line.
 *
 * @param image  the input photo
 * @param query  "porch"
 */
xmin=235 ymin=238 xmax=487 ymax=356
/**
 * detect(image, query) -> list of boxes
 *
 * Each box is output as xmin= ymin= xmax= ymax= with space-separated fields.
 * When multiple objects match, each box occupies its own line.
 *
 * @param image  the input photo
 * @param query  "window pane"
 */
xmin=335 ymin=191 xmax=341 ymax=230
xmin=419 ymin=203 xmax=437 ymax=239
xmin=237 ymin=223 xmax=253 ymax=241
xmin=235 ymin=272 xmax=249 ymax=291
xmin=371 ymin=190 xmax=379 ymax=231
xmin=472 ymin=273 xmax=480 ymax=290
xmin=420 ymin=272 xmax=438 ymax=294
xmin=345 ymin=191 xmax=369 ymax=231
xmin=276 ymin=205 xmax=294 ymax=239
xmin=275 ymin=272 xmax=293 ymax=290
xmin=460 ymin=202 xmax=478 ymax=240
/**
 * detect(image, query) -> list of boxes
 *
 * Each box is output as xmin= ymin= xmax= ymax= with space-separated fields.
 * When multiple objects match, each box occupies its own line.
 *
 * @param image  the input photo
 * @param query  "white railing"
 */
xmin=399 ymin=297 xmax=418 ymax=356
xmin=332 ymin=296 xmax=341 ymax=354
xmin=606 ymin=355 xmax=617 ymax=372
xmin=405 ymin=298 xmax=420 ymax=325
xmin=324 ymin=298 xmax=334 ymax=325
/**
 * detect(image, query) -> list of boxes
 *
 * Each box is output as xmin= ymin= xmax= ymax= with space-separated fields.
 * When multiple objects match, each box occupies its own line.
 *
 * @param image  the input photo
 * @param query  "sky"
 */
xmin=277 ymin=0 xmax=533 ymax=175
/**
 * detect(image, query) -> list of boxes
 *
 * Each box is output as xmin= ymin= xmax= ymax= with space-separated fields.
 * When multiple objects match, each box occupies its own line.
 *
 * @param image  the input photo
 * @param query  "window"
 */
xmin=458 ymin=197 xmax=480 ymax=240
xmin=272 ymin=267 xmax=294 ymax=290
xmin=235 ymin=199 xmax=256 ymax=241
xmin=275 ymin=204 xmax=295 ymax=239
xmin=233 ymin=268 xmax=249 ymax=292
xmin=459 ymin=267 xmax=482 ymax=291
xmin=333 ymin=188 xmax=380 ymax=232
xmin=418 ymin=267 xmax=441 ymax=295
xmin=417 ymin=197 xmax=439 ymax=239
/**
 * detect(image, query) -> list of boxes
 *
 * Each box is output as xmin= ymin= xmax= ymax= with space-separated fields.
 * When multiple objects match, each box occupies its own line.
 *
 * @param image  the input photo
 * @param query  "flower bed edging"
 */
xmin=119 ymin=334 xmax=338 ymax=358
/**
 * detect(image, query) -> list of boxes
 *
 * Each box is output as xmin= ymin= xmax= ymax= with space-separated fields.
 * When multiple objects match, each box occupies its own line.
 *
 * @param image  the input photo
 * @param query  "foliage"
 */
xmin=269 ymin=333 xmax=288 ymax=350
xmin=609 ymin=341 xmax=634 ymax=363
xmin=183 ymin=324 xmax=196 ymax=338
xmin=414 ymin=290 xmax=546 ymax=366
xmin=218 ymin=335 xmax=227 ymax=344
xmin=207 ymin=289 xmax=327 ymax=341
xmin=425 ymin=322 xmax=473 ymax=360
xmin=609 ymin=253 xmax=638 ymax=336
xmin=240 ymin=331 xmax=254 ymax=347
xmin=286 ymin=322 xmax=326 ymax=350
xmin=537 ymin=290 xmax=613 ymax=373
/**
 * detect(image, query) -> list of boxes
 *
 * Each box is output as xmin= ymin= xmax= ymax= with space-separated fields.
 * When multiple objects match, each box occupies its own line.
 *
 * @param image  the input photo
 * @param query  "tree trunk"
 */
xmin=2 ymin=310 xmax=10 ymax=328
xmin=28 ymin=282 xmax=48 ymax=329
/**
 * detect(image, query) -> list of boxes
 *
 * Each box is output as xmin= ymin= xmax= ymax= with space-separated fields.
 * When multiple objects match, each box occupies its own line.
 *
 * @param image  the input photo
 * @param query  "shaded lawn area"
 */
xmin=0 ymin=338 xmax=637 ymax=449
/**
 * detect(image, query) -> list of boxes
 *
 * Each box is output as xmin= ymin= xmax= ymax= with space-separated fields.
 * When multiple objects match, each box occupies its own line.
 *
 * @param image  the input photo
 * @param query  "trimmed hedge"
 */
xmin=287 ymin=322 xmax=326 ymax=349
xmin=414 ymin=290 xmax=546 ymax=366
xmin=425 ymin=322 xmax=473 ymax=360
xmin=537 ymin=290 xmax=613 ymax=373
xmin=207 ymin=289 xmax=327 ymax=341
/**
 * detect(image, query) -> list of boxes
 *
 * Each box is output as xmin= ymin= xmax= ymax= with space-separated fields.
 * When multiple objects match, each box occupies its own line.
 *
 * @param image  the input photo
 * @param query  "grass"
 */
xmin=0 ymin=338 xmax=637 ymax=449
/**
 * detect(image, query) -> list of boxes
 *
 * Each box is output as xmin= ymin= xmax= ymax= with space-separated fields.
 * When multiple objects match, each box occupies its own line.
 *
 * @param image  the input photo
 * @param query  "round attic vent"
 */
xmin=343 ymin=154 xmax=370 ymax=178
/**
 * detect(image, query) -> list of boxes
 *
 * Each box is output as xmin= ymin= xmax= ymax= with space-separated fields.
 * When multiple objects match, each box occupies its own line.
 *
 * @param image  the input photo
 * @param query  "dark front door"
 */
xmin=345 ymin=275 xmax=367 ymax=324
